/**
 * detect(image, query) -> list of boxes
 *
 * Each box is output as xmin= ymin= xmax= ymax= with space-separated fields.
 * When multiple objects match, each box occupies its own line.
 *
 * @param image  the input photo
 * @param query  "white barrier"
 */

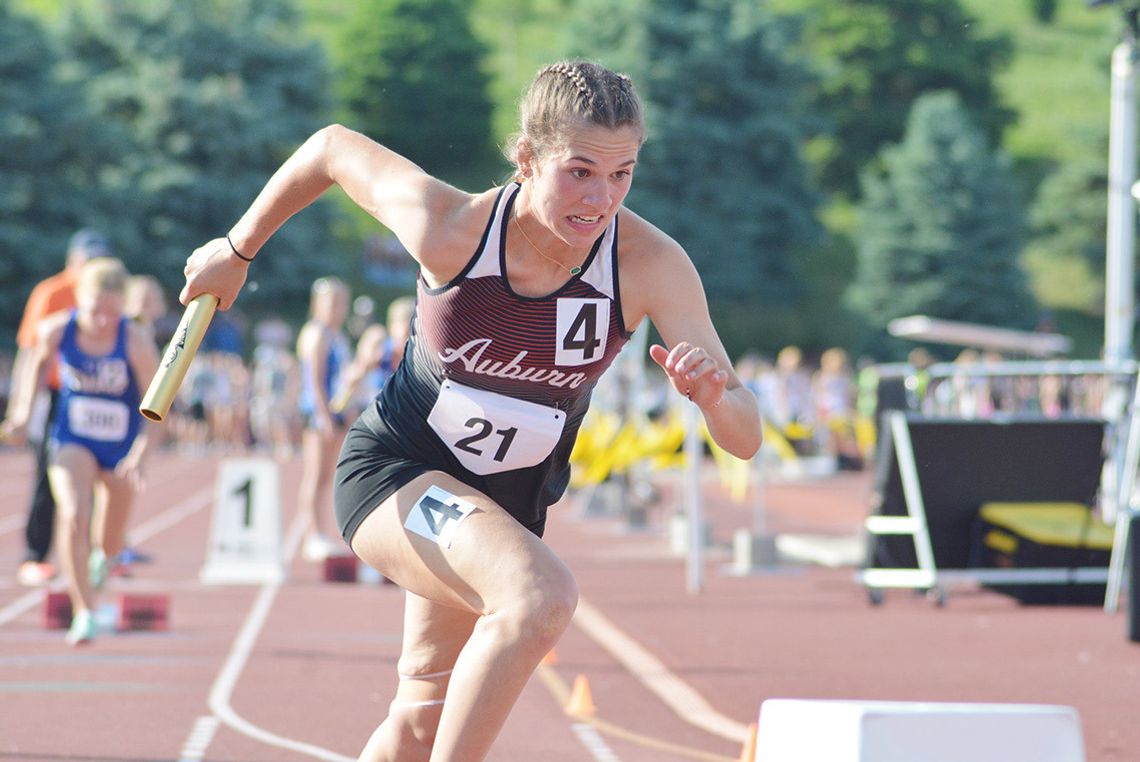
xmin=754 ymin=699 xmax=1085 ymax=762
xmin=200 ymin=458 xmax=285 ymax=584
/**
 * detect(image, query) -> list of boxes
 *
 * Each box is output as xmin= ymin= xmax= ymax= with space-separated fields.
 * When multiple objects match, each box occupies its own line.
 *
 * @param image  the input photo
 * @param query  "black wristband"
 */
xmin=226 ymin=234 xmax=254 ymax=263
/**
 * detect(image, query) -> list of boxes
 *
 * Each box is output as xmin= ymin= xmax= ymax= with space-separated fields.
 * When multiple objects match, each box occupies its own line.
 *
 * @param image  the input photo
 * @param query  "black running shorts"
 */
xmin=334 ymin=405 xmax=547 ymax=544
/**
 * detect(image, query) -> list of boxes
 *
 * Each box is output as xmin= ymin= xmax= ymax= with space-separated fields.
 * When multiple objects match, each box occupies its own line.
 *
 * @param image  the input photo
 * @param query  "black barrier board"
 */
xmin=867 ymin=415 xmax=1106 ymax=571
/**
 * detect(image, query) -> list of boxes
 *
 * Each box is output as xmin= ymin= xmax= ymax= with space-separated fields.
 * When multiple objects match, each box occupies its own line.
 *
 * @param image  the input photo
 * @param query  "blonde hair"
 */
xmin=309 ymin=276 xmax=349 ymax=315
xmin=76 ymin=257 xmax=129 ymax=298
xmin=504 ymin=59 xmax=645 ymax=169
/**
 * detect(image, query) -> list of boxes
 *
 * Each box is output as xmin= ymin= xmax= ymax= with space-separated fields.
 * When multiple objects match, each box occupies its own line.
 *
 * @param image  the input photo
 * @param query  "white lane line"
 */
xmin=201 ymin=509 xmax=354 ymax=762
xmin=571 ymin=722 xmax=624 ymax=762
xmin=177 ymin=715 xmax=219 ymax=762
xmin=0 ymin=485 xmax=213 ymax=628
xmin=0 ymin=587 xmax=46 ymax=628
xmin=573 ymin=597 xmax=751 ymax=744
xmin=130 ymin=485 xmax=213 ymax=544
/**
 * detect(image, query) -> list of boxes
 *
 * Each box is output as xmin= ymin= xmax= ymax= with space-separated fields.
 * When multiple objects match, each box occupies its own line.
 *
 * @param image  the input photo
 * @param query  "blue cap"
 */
xmin=68 ymin=228 xmax=112 ymax=257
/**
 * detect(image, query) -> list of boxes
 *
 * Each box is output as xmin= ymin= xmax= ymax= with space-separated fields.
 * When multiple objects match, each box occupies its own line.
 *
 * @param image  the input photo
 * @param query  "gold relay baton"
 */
xmin=139 ymin=294 xmax=219 ymax=422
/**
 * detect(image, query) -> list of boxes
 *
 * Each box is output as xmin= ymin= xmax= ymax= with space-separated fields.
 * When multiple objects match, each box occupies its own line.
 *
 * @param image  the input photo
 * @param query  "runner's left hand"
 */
xmin=649 ymin=342 xmax=727 ymax=410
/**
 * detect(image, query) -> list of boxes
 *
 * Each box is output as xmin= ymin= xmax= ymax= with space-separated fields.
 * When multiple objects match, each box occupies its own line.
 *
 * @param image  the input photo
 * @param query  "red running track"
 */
xmin=0 ymin=448 xmax=1137 ymax=761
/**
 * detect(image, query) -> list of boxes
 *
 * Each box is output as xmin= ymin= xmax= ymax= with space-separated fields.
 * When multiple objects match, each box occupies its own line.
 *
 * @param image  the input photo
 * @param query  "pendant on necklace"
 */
xmin=569 ymin=265 xmax=582 ymax=275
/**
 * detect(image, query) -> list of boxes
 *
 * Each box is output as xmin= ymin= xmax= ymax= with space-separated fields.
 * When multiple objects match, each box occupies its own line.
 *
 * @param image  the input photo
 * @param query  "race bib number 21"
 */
xmin=427 ymin=380 xmax=565 ymax=475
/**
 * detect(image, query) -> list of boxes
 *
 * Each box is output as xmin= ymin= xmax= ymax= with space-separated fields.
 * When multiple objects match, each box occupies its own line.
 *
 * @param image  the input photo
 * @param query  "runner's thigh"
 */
xmin=349 ymin=471 xmax=574 ymax=617
xmin=47 ymin=445 xmax=99 ymax=519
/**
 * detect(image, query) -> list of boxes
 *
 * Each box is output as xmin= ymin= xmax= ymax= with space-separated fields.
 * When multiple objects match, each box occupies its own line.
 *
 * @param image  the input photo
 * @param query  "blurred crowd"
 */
xmin=1 ymin=327 xmax=1120 ymax=468
xmin=732 ymin=344 xmax=1116 ymax=472
xmin=122 ymin=292 xmax=416 ymax=462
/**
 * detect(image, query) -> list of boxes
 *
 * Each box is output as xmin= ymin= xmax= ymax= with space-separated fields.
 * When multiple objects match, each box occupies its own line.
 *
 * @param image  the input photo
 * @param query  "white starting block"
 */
xmin=754 ymin=699 xmax=1085 ymax=762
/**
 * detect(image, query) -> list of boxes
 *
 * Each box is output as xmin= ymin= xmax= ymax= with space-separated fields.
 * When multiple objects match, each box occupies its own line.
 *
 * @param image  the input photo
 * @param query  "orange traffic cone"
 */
xmin=738 ymin=722 xmax=758 ymax=762
xmin=564 ymin=674 xmax=596 ymax=717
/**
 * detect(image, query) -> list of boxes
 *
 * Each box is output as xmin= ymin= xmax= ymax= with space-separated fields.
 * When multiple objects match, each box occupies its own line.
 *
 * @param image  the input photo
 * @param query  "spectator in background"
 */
xmin=734 ymin=352 xmax=782 ymax=430
xmin=124 ymin=275 xmax=168 ymax=341
xmin=905 ymin=347 xmax=934 ymax=412
xmin=250 ymin=319 xmax=301 ymax=459
xmin=853 ymin=356 xmax=880 ymax=460
xmin=113 ymin=274 xmax=170 ymax=572
xmin=203 ymin=352 xmax=250 ymax=452
xmin=812 ymin=347 xmax=861 ymax=469
xmin=979 ymin=350 xmax=1009 ymax=413
xmin=7 ymin=229 xmax=108 ymax=586
xmin=338 ymin=295 xmax=416 ymax=416
xmin=296 ymin=277 xmax=352 ymax=562
xmin=772 ymin=345 xmax=814 ymax=453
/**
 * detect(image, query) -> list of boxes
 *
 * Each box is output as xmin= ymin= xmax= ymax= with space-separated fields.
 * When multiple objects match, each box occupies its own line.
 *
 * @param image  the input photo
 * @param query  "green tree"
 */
xmin=55 ymin=0 xmax=341 ymax=325
xmin=470 ymin=0 xmax=580 ymax=142
xmin=334 ymin=0 xmax=497 ymax=186
xmin=1023 ymin=146 xmax=1107 ymax=313
xmin=773 ymin=0 xmax=1015 ymax=199
xmin=568 ymin=0 xmax=826 ymax=356
xmin=848 ymin=91 xmax=1035 ymax=357
xmin=0 ymin=2 xmax=121 ymax=348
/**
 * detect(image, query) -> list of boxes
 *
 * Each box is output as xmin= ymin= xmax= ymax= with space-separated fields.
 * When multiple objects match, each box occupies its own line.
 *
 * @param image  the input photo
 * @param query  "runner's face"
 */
xmin=528 ymin=123 xmax=640 ymax=248
xmin=77 ymin=289 xmax=124 ymax=333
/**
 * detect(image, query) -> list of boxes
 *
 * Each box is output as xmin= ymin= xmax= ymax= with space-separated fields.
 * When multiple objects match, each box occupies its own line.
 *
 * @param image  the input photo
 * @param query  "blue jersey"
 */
xmin=52 ymin=313 xmax=141 ymax=470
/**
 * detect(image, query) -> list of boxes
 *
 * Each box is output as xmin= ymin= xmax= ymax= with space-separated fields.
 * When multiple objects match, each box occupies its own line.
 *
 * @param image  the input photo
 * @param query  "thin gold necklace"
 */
xmin=512 ymin=205 xmax=583 ymax=276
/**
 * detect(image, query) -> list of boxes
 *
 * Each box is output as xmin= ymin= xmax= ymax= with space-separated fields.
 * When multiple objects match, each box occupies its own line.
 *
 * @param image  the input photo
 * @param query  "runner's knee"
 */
xmin=56 ymin=508 xmax=88 ymax=539
xmin=494 ymin=567 xmax=578 ymax=647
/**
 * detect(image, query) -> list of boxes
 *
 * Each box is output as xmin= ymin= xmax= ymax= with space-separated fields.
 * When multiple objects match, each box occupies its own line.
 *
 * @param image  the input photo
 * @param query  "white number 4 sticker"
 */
xmin=556 ymin=298 xmax=609 ymax=366
xmin=404 ymin=485 xmax=478 ymax=548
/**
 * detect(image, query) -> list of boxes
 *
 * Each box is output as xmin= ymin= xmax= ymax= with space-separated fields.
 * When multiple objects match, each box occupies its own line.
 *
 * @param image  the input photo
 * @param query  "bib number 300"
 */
xmin=428 ymin=380 xmax=565 ymax=475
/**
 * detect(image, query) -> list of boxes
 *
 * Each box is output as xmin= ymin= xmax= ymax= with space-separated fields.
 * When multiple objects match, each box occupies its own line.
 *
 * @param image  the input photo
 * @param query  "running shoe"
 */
xmin=302 ymin=533 xmax=338 ymax=562
xmin=66 ymin=609 xmax=96 ymax=646
xmin=89 ymin=548 xmax=108 ymax=591
xmin=17 ymin=560 xmax=56 ymax=586
xmin=117 ymin=547 xmax=153 ymax=565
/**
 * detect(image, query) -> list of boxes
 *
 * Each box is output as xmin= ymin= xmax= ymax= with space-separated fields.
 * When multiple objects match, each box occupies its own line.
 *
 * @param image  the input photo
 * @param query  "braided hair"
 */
xmin=504 ymin=59 xmax=644 ymax=172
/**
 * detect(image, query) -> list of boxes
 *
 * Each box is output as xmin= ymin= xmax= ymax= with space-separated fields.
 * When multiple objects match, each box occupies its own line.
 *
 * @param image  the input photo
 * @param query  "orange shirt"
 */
xmin=16 ymin=268 xmax=80 ymax=390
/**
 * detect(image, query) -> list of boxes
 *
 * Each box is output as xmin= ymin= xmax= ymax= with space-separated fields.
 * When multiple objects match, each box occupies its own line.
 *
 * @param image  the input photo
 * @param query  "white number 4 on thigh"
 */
xmin=404 ymin=485 xmax=477 ymax=549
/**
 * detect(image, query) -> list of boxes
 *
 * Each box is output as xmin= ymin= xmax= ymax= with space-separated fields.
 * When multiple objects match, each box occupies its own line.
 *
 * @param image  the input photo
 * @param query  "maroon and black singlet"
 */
xmin=335 ymin=183 xmax=631 ymax=540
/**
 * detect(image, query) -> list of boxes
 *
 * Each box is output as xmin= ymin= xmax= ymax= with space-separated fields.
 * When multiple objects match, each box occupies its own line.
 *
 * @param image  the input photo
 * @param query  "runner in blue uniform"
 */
xmin=180 ymin=60 xmax=762 ymax=761
xmin=3 ymin=258 xmax=158 ymax=645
